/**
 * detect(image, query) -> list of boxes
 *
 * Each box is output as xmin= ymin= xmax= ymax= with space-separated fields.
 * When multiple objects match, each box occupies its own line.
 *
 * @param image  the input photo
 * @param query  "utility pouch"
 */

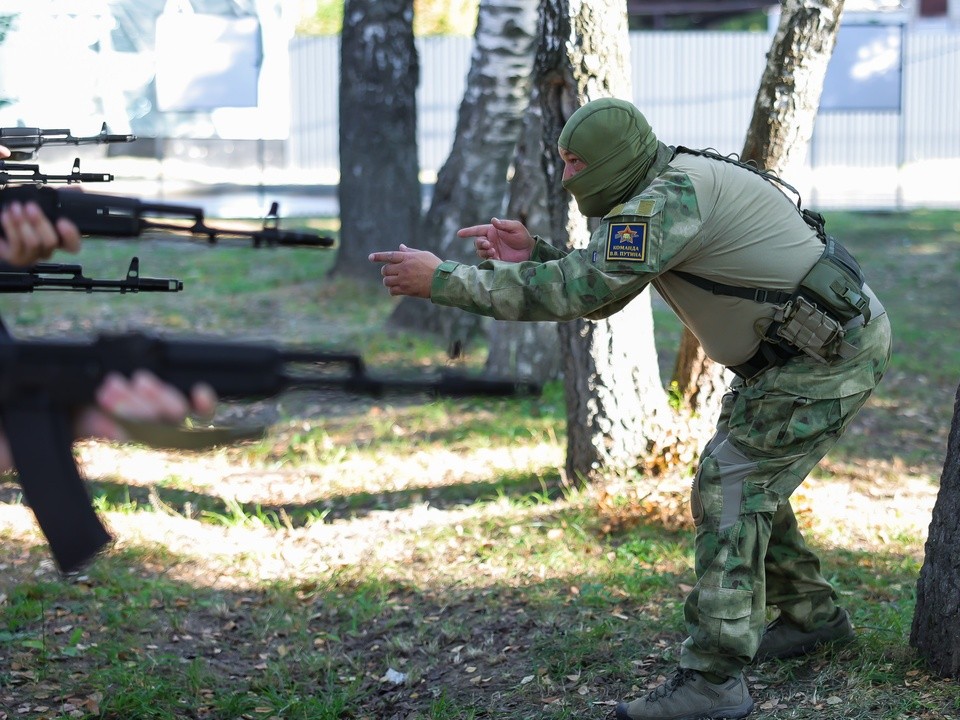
xmin=771 ymin=295 xmax=857 ymax=363
xmin=795 ymin=236 xmax=871 ymax=326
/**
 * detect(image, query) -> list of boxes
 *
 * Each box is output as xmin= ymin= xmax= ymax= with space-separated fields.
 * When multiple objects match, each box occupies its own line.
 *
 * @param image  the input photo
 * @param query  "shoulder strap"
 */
xmin=674 ymin=146 xmax=827 ymax=241
xmin=670 ymin=269 xmax=793 ymax=305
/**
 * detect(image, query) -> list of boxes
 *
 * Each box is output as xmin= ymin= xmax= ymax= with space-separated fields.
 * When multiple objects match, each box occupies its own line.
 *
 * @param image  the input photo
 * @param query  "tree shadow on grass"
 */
xmin=79 ymin=467 xmax=567 ymax=527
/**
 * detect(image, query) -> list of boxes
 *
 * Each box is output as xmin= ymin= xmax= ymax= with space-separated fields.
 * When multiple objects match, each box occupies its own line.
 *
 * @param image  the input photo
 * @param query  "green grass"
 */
xmin=2 ymin=209 xmax=960 ymax=719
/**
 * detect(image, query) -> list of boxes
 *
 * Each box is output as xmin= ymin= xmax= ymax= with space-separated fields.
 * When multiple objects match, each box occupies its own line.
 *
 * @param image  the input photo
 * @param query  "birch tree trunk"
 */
xmin=388 ymin=0 xmax=539 ymax=348
xmin=333 ymin=0 xmax=420 ymax=281
xmin=485 ymin=85 xmax=562 ymax=382
xmin=535 ymin=0 xmax=671 ymax=484
xmin=671 ymin=0 xmax=846 ymax=453
xmin=741 ymin=0 xmax=846 ymax=177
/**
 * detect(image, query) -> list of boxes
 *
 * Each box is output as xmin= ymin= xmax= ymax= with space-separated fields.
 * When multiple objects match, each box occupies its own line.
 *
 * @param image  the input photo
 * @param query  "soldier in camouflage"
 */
xmin=369 ymin=98 xmax=892 ymax=720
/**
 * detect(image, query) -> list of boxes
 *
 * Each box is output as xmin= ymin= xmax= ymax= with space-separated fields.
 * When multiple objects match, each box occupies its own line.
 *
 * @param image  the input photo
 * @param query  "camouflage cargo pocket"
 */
xmin=696 ymin=585 xmax=754 ymax=650
xmin=727 ymin=388 xmax=842 ymax=457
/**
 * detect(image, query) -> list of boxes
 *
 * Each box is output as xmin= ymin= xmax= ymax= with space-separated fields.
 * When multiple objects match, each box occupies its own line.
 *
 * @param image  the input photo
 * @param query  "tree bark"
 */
xmin=484 ymin=84 xmax=562 ymax=383
xmin=911 ymin=384 xmax=960 ymax=676
xmin=388 ymin=0 xmax=539 ymax=347
xmin=536 ymin=0 xmax=671 ymax=484
xmin=907 ymin=0 xmax=960 ymax=653
xmin=742 ymin=0 xmax=845 ymax=178
xmin=671 ymin=0 xmax=845 ymax=453
xmin=333 ymin=0 xmax=420 ymax=282
xmin=669 ymin=335 xmax=728 ymax=458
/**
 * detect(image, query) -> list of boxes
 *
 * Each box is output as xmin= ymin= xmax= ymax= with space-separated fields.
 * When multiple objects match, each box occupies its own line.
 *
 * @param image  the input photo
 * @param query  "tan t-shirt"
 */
xmin=649 ymin=151 xmax=824 ymax=365
xmin=431 ymin=145 xmax=873 ymax=367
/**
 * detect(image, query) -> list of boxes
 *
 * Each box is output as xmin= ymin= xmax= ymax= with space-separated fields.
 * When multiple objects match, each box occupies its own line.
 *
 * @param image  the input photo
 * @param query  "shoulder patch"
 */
xmin=606 ymin=195 xmax=664 ymax=219
xmin=603 ymin=196 xmax=663 ymax=220
xmin=635 ymin=197 xmax=660 ymax=216
xmin=605 ymin=220 xmax=648 ymax=263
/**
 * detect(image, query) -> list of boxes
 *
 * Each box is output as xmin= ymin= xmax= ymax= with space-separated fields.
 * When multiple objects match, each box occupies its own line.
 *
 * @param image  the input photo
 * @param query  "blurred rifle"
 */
xmin=0 ymin=186 xmax=335 ymax=248
xmin=0 ymin=331 xmax=541 ymax=573
xmin=0 ymin=122 xmax=135 ymax=161
xmin=0 ymin=157 xmax=114 ymax=186
xmin=0 ymin=257 xmax=182 ymax=293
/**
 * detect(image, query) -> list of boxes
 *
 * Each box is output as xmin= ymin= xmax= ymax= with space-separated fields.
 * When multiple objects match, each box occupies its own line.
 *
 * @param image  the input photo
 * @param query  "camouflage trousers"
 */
xmin=679 ymin=312 xmax=892 ymax=678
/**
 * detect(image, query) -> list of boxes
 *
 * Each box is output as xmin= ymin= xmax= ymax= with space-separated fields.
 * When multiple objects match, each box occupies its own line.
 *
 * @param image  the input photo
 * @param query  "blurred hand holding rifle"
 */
xmin=0 ymin=331 xmax=542 ymax=574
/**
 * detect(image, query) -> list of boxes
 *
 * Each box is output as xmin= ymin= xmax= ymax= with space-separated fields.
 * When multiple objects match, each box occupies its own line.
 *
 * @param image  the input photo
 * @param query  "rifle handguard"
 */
xmin=0 ymin=186 xmax=336 ymax=248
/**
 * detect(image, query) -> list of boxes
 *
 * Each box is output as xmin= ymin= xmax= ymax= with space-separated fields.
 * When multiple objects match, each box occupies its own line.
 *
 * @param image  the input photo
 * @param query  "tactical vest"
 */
xmin=670 ymin=147 xmax=872 ymax=379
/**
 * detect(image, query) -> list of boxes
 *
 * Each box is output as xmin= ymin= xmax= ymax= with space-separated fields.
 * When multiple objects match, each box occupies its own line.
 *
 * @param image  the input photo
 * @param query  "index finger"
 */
xmin=368 ymin=250 xmax=397 ymax=263
xmin=456 ymin=224 xmax=492 ymax=238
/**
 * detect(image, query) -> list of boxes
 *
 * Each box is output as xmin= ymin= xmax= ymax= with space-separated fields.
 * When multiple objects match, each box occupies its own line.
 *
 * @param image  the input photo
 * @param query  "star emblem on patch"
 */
xmin=616 ymin=225 xmax=640 ymax=244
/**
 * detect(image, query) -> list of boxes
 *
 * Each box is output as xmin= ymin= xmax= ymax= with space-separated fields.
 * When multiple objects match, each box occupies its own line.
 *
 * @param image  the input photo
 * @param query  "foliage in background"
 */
xmin=628 ymin=8 xmax=771 ymax=31
xmin=296 ymin=0 xmax=480 ymax=36
xmin=298 ymin=1 xmax=771 ymax=35
xmin=708 ymin=10 xmax=770 ymax=31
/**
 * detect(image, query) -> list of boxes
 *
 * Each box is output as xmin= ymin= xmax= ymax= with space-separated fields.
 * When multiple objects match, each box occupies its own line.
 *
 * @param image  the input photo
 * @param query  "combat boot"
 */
xmin=615 ymin=668 xmax=754 ymax=720
xmin=755 ymin=608 xmax=854 ymax=661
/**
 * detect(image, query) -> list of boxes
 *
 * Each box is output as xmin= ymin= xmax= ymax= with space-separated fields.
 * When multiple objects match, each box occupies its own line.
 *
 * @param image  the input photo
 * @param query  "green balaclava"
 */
xmin=558 ymin=98 xmax=659 ymax=217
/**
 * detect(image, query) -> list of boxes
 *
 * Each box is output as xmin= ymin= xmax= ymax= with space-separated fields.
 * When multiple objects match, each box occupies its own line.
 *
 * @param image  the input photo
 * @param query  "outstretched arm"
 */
xmin=368 ymin=218 xmax=537 ymax=299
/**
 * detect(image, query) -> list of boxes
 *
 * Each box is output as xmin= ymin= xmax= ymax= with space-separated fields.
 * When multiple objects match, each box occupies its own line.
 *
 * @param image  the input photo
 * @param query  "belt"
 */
xmin=728 ymin=343 xmax=801 ymax=381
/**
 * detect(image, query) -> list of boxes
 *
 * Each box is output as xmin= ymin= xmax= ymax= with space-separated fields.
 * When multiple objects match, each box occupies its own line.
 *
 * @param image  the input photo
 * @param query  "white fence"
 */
xmin=2 ymin=14 xmax=957 ymax=211
xmin=291 ymin=28 xmax=960 ymax=210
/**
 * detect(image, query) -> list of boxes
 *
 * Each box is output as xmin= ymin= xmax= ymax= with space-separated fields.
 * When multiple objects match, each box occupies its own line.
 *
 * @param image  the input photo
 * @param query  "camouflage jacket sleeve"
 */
xmin=529 ymin=236 xmax=567 ymax=263
xmin=430 ymin=170 xmax=702 ymax=322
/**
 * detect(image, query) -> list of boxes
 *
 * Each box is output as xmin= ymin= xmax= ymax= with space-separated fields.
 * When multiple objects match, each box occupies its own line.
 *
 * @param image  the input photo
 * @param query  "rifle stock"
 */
xmin=0 ymin=331 xmax=541 ymax=573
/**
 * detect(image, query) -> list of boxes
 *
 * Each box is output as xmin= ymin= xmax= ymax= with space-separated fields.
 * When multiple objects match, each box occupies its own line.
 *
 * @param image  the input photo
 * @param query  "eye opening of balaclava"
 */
xmin=558 ymin=98 xmax=658 ymax=217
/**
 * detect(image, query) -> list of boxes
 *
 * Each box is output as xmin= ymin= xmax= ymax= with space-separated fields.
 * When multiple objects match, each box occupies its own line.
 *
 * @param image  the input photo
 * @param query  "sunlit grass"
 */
xmin=2 ymin=210 xmax=960 ymax=719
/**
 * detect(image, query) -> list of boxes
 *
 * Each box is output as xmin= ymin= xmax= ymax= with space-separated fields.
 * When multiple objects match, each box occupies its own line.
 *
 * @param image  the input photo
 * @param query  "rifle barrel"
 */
xmin=0 ymin=164 xmax=114 ymax=185
xmin=0 ymin=258 xmax=183 ymax=293
xmin=0 ymin=124 xmax=136 ymax=148
xmin=274 ymin=351 xmax=540 ymax=398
